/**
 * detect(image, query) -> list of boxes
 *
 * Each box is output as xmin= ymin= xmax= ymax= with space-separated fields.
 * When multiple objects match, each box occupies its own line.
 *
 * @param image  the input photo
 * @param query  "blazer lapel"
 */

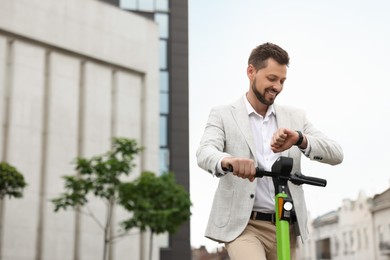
xmin=231 ymin=96 xmax=257 ymax=159
xmin=230 ymin=100 xmax=292 ymax=158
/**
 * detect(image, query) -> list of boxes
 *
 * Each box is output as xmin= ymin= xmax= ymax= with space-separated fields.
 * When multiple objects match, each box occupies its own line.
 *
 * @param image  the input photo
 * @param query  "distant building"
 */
xmin=371 ymin=187 xmax=390 ymax=260
xmin=298 ymin=187 xmax=390 ymax=260
xmin=0 ymin=0 xmax=163 ymax=259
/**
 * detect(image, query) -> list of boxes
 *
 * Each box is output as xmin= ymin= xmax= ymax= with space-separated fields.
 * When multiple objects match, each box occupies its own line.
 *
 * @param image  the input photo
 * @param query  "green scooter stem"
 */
xmin=275 ymin=192 xmax=291 ymax=260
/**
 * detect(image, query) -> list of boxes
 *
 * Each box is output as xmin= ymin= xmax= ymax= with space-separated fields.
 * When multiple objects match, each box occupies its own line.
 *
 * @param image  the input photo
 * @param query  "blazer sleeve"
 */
xmin=302 ymin=115 xmax=344 ymax=165
xmin=196 ymin=106 xmax=231 ymax=175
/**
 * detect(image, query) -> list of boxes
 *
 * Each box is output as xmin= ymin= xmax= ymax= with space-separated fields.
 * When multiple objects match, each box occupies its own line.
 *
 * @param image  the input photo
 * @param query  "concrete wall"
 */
xmin=0 ymin=0 xmax=160 ymax=259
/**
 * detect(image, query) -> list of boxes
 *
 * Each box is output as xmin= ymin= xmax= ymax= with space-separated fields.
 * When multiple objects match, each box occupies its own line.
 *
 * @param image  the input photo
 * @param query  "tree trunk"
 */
xmin=103 ymin=229 xmax=108 ymax=260
xmin=149 ymin=231 xmax=154 ymax=260
xmin=103 ymin=198 xmax=114 ymax=260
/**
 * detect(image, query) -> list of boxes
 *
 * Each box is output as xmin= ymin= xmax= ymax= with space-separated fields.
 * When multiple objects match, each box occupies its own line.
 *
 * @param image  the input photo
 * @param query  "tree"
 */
xmin=118 ymin=171 xmax=192 ymax=260
xmin=0 ymin=162 xmax=27 ymax=200
xmin=51 ymin=137 xmax=142 ymax=260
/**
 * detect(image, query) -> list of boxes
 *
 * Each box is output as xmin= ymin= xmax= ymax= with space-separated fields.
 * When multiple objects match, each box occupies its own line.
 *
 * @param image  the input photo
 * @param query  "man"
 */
xmin=196 ymin=42 xmax=343 ymax=260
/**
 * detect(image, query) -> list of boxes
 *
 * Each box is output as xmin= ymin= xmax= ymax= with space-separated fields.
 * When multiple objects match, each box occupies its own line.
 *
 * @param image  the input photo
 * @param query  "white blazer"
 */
xmin=196 ymin=96 xmax=343 ymax=243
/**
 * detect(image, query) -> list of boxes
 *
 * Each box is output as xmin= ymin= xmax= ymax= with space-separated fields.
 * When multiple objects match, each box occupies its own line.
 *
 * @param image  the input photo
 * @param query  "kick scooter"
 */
xmin=230 ymin=156 xmax=327 ymax=260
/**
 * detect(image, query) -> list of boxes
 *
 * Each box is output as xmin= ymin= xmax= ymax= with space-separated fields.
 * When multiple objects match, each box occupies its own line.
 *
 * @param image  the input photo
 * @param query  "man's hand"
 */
xmin=271 ymin=128 xmax=306 ymax=153
xmin=221 ymin=157 xmax=256 ymax=182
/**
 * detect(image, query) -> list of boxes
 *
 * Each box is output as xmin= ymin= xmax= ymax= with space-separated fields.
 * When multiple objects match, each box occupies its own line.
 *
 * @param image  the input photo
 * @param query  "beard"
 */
xmin=251 ymin=79 xmax=275 ymax=106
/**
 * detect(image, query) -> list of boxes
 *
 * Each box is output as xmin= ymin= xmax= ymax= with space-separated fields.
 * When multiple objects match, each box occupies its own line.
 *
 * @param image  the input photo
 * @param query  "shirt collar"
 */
xmin=244 ymin=94 xmax=275 ymax=118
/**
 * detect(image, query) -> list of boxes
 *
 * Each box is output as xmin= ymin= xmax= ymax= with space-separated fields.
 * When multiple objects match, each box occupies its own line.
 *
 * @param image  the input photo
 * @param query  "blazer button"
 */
xmin=250 ymin=194 xmax=254 ymax=199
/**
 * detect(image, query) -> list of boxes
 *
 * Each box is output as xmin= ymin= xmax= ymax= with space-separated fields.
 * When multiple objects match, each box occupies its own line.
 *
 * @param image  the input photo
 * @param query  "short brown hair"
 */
xmin=248 ymin=42 xmax=289 ymax=71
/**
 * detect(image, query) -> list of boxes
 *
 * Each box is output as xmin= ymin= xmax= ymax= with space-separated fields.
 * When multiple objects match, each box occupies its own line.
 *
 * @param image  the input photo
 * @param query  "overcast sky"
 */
xmin=188 ymin=0 xmax=390 ymax=251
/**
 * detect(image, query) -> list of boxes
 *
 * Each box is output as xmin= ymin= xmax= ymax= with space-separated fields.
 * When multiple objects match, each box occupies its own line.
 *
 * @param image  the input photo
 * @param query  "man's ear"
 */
xmin=247 ymin=64 xmax=255 ymax=80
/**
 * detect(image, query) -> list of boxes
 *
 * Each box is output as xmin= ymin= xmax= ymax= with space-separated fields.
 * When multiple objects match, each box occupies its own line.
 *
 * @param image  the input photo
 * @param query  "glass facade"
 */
xmin=120 ymin=0 xmax=170 ymax=174
xmin=120 ymin=0 xmax=169 ymax=11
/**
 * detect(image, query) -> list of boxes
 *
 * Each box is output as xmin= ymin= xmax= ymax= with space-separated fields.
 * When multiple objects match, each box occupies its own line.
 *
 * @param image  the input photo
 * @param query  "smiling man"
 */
xmin=196 ymin=42 xmax=343 ymax=260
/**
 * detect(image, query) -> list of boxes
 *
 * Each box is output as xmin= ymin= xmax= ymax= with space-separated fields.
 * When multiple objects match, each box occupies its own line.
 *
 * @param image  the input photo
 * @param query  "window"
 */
xmin=343 ymin=232 xmax=348 ymax=254
xmin=160 ymin=92 xmax=169 ymax=114
xmin=120 ymin=0 xmax=170 ymax=12
xmin=350 ymin=231 xmax=354 ymax=249
xmin=378 ymin=225 xmax=384 ymax=243
xmin=155 ymin=13 xmax=169 ymax=39
xmin=316 ymin=238 xmax=331 ymax=259
xmin=159 ymin=40 xmax=167 ymax=69
xmin=357 ymin=229 xmax=361 ymax=250
xmin=138 ymin=0 xmax=154 ymax=11
xmin=156 ymin=0 xmax=169 ymax=11
xmin=159 ymin=148 xmax=169 ymax=174
xmin=120 ymin=0 xmax=136 ymax=9
xmin=364 ymin=228 xmax=369 ymax=249
xmin=333 ymin=236 xmax=339 ymax=256
xmin=160 ymin=71 xmax=169 ymax=92
xmin=159 ymin=115 xmax=168 ymax=147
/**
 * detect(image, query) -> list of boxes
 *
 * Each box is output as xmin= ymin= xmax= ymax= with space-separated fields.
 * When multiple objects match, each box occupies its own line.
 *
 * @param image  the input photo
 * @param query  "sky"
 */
xmin=188 ymin=0 xmax=390 ymax=251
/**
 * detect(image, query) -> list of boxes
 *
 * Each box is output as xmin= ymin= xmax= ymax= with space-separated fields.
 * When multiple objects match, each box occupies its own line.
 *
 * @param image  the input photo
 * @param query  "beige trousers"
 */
xmin=225 ymin=219 xmax=297 ymax=260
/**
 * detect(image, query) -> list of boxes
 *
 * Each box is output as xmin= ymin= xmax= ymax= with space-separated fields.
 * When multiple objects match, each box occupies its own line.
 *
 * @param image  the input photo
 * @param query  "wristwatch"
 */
xmin=295 ymin=131 xmax=303 ymax=146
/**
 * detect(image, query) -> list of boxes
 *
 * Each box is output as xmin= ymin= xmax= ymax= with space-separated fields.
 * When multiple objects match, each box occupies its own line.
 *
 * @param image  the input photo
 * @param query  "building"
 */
xmin=97 ymin=0 xmax=191 ymax=259
xmin=371 ymin=187 xmax=390 ymax=260
xmin=304 ymin=211 xmax=339 ymax=260
xmin=299 ymin=188 xmax=390 ymax=260
xmin=0 ymin=0 xmax=165 ymax=259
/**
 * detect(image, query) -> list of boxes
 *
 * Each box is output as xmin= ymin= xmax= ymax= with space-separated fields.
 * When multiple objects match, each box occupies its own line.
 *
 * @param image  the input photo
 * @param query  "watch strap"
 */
xmin=295 ymin=131 xmax=303 ymax=146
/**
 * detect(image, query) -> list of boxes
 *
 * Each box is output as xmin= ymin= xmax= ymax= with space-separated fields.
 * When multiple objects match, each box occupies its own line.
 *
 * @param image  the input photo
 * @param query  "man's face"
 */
xmin=249 ymin=58 xmax=287 ymax=106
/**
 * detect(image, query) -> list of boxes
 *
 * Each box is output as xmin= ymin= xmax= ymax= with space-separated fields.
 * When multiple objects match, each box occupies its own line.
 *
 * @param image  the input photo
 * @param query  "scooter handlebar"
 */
xmin=228 ymin=166 xmax=327 ymax=187
xmin=290 ymin=172 xmax=327 ymax=187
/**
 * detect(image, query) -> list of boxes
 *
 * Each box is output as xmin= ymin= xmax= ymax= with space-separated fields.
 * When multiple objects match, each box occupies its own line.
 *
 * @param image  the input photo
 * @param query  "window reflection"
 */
xmin=160 ymin=115 xmax=168 ymax=147
xmin=120 ymin=0 xmax=136 ymax=9
xmin=138 ymin=0 xmax=154 ymax=11
xmin=156 ymin=0 xmax=169 ymax=11
xmin=159 ymin=148 xmax=170 ymax=174
xmin=160 ymin=71 xmax=169 ymax=92
xmin=120 ymin=0 xmax=169 ymax=12
xmin=159 ymin=40 xmax=167 ymax=69
xmin=160 ymin=93 xmax=169 ymax=114
xmin=155 ymin=13 xmax=169 ymax=39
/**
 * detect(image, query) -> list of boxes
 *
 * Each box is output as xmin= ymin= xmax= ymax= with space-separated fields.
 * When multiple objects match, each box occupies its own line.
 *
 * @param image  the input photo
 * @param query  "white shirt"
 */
xmin=244 ymin=97 xmax=279 ymax=213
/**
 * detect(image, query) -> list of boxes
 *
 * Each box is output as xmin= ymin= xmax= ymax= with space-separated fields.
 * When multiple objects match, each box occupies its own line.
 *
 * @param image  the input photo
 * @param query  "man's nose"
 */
xmin=273 ymin=83 xmax=283 ymax=91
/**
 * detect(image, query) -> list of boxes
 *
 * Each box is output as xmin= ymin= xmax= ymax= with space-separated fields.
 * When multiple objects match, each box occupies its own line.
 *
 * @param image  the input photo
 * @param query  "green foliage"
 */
xmin=118 ymin=171 xmax=192 ymax=235
xmin=52 ymin=137 xmax=143 ymax=212
xmin=51 ymin=136 xmax=191 ymax=260
xmin=0 ymin=161 xmax=27 ymax=200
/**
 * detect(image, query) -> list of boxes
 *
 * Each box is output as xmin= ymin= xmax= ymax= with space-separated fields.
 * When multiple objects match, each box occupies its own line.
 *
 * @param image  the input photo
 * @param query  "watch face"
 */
xmin=283 ymin=201 xmax=293 ymax=211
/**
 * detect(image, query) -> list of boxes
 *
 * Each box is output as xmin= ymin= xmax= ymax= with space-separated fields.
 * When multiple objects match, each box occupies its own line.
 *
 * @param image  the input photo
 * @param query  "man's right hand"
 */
xmin=221 ymin=157 xmax=256 ymax=182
